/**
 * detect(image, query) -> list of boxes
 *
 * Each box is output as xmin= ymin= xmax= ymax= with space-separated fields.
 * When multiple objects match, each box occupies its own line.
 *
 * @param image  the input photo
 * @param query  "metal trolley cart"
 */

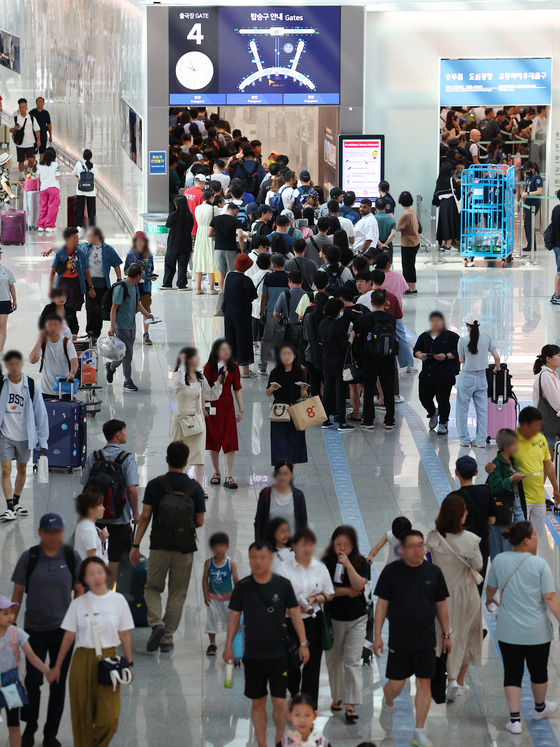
xmin=74 ymin=336 xmax=103 ymax=417
xmin=460 ymin=165 xmax=515 ymax=267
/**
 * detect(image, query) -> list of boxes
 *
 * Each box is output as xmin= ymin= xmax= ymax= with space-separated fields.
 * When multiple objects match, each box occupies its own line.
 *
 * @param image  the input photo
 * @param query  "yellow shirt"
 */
xmin=515 ymin=428 xmax=550 ymax=505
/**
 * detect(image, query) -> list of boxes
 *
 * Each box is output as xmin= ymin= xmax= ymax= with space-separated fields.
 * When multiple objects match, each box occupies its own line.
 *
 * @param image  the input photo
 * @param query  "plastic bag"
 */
xmin=97 ymin=335 xmax=126 ymax=362
xmin=37 ymin=454 xmax=49 ymax=484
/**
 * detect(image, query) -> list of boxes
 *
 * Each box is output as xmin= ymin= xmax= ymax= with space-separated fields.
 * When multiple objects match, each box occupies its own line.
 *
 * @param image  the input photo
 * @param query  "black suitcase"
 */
xmin=486 ymin=363 xmax=513 ymax=405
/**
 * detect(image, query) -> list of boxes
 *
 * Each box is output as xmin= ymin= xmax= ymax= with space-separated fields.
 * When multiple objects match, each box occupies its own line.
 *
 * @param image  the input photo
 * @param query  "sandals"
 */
xmin=330 ymin=701 xmax=343 ymax=712
xmin=210 ymin=473 xmax=221 ymax=485
xmin=345 ymin=709 xmax=359 ymax=723
xmin=224 ymin=477 xmax=238 ymax=490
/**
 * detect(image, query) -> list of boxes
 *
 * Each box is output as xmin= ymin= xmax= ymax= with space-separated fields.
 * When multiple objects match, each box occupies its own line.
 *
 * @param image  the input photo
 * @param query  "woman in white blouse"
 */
xmin=279 ymin=527 xmax=334 ymax=704
xmin=49 ymin=557 xmax=134 ymax=746
xmin=74 ymin=491 xmax=109 ymax=562
xmin=533 ymin=344 xmax=560 ymax=447
xmin=171 ymin=347 xmax=223 ymax=492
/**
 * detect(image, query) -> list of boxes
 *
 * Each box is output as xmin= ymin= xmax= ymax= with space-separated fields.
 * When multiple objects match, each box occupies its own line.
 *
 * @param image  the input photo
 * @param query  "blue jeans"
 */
xmin=553 ymin=245 xmax=560 ymax=274
xmin=396 ymin=318 xmax=414 ymax=368
xmin=455 ymin=370 xmax=488 ymax=445
xmin=512 ymin=494 xmax=525 ymax=523
xmin=490 ymin=524 xmax=511 ymax=560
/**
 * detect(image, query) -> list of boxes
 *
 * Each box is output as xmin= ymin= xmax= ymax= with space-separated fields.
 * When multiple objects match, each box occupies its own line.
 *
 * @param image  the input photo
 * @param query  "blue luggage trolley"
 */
xmin=460 ymin=165 xmax=515 ymax=267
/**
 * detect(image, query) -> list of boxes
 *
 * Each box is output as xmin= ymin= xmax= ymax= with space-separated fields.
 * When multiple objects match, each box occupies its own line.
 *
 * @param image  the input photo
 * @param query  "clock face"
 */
xmin=175 ymin=51 xmax=214 ymax=91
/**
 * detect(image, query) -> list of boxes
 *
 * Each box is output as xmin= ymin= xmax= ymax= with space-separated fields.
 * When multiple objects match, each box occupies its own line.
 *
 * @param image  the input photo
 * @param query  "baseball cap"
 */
xmin=0 ymin=596 xmax=18 ymax=610
xmin=258 ymin=205 xmax=272 ymax=216
xmin=39 ymin=513 xmax=64 ymax=531
xmin=464 ymin=311 xmax=480 ymax=325
xmin=330 ymin=187 xmax=343 ymax=198
xmin=268 ymin=150 xmax=279 ymax=157
xmin=246 ymin=202 xmax=259 ymax=214
xmin=299 ymin=170 xmax=311 ymax=181
xmin=455 ymin=455 xmax=478 ymax=478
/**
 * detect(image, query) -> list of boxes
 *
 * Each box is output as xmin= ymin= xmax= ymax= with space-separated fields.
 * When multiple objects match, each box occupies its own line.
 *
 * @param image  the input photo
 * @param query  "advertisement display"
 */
xmin=338 ymin=135 xmax=385 ymax=203
xmin=440 ymin=57 xmax=552 ymax=106
xmin=169 ymin=6 xmax=341 ymax=106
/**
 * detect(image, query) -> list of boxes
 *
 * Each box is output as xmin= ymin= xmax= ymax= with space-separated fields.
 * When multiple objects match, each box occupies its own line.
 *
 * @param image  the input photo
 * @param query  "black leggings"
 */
xmin=418 ymin=380 xmax=454 ymax=424
xmin=498 ymin=640 xmax=550 ymax=687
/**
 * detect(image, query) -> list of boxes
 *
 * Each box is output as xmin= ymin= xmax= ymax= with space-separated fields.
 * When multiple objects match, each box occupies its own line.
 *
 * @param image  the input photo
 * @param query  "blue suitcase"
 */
xmin=34 ymin=398 xmax=87 ymax=472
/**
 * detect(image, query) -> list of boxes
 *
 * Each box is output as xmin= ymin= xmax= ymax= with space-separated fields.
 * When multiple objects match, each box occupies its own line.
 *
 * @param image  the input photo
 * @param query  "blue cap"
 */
xmin=39 ymin=513 xmax=64 ymax=531
xmin=246 ymin=202 xmax=259 ymax=214
xmin=455 ymin=455 xmax=478 ymax=478
xmin=258 ymin=205 xmax=272 ymax=215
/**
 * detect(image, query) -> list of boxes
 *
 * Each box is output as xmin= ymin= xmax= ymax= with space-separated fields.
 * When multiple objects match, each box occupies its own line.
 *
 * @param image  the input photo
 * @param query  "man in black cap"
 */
xmin=296 ymin=170 xmax=313 ymax=208
xmin=251 ymin=205 xmax=273 ymax=241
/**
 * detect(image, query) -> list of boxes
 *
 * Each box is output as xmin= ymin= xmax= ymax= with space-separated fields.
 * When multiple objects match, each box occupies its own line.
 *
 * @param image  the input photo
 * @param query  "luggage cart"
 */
xmin=75 ymin=336 xmax=103 ymax=417
xmin=460 ymin=165 xmax=515 ymax=267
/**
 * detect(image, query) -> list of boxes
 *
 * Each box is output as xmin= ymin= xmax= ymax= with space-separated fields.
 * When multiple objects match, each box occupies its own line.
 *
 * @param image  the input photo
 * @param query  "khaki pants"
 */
xmin=69 ymin=646 xmax=120 ymax=747
xmin=325 ymin=615 xmax=368 ymax=704
xmin=144 ymin=549 xmax=194 ymax=644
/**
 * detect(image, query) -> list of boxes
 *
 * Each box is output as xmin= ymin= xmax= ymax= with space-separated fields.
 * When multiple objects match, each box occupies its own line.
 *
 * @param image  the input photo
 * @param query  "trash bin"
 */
xmin=141 ymin=212 xmax=169 ymax=254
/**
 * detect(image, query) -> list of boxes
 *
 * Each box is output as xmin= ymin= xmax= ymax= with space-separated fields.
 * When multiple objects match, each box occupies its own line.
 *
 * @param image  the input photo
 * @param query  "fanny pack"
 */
xmin=83 ymin=595 xmax=133 ymax=691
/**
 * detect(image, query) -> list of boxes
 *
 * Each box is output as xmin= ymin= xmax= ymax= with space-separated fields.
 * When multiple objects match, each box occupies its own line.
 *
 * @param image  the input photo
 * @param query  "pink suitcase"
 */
xmin=487 ymin=395 xmax=518 ymax=441
xmin=0 ymin=210 xmax=26 ymax=245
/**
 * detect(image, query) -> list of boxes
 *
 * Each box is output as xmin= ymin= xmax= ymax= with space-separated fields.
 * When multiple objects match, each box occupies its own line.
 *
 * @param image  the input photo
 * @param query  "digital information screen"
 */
xmin=338 ymin=135 xmax=385 ymax=203
xmin=440 ymin=58 xmax=552 ymax=106
xmin=169 ymin=6 xmax=341 ymax=106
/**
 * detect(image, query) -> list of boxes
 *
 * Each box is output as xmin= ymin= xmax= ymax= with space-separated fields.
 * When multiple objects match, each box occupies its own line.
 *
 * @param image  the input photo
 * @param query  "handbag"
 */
xmin=269 ymin=403 xmax=291 ymax=422
xmin=83 ymin=595 xmax=133 ymax=691
xmin=431 ymin=653 xmax=447 ymax=704
xmin=252 ymin=580 xmax=300 ymax=670
xmin=177 ymin=412 xmax=205 ymax=436
xmin=288 ymin=395 xmax=327 ymax=431
xmin=214 ymin=272 xmax=229 ymax=317
xmin=342 ymin=343 xmax=363 ymax=384
xmin=435 ymin=532 xmax=483 ymax=585
xmin=537 ymin=373 xmax=560 ymax=439
xmin=320 ymin=608 xmax=334 ymax=651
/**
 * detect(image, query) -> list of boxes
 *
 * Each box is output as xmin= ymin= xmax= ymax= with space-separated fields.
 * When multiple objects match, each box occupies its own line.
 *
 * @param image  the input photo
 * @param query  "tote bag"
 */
xmin=288 ymin=396 xmax=327 ymax=431
xmin=269 ymin=403 xmax=291 ymax=422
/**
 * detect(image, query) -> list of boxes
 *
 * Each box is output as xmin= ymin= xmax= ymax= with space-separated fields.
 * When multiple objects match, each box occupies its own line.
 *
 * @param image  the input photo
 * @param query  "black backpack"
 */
xmin=150 ymin=475 xmax=198 ymax=553
xmin=323 ymin=264 xmax=345 ymax=295
xmin=25 ymin=544 xmax=76 ymax=592
xmin=84 ymin=450 xmax=130 ymax=520
xmin=102 ymin=280 xmax=130 ymax=321
xmin=0 ymin=375 xmax=34 ymax=399
xmin=78 ymin=161 xmax=95 ymax=192
xmin=238 ymin=162 xmax=260 ymax=197
xmin=365 ymin=318 xmax=399 ymax=358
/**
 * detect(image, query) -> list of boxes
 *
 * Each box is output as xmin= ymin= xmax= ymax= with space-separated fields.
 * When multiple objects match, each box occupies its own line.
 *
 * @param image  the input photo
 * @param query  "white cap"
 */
xmin=464 ymin=311 xmax=480 ymax=325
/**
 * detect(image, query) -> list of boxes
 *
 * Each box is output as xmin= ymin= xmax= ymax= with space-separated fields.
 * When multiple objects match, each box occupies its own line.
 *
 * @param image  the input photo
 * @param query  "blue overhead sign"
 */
xmin=440 ymin=57 xmax=552 ymax=106
xmin=149 ymin=151 xmax=167 ymax=175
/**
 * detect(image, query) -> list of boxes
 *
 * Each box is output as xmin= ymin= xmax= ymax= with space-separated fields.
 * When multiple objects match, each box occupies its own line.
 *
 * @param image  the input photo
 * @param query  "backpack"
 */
xmin=365 ymin=317 xmax=399 ymax=358
xmin=25 ymin=544 xmax=76 ymax=592
xmin=296 ymin=185 xmax=313 ymax=210
xmin=39 ymin=337 xmax=70 ymax=374
xmin=101 ymin=280 xmax=130 ymax=322
xmin=235 ymin=203 xmax=250 ymax=232
xmin=84 ymin=449 xmax=130 ymax=520
xmin=12 ymin=116 xmax=27 ymax=146
xmin=150 ymin=475 xmax=198 ymax=553
xmin=251 ymin=220 xmax=268 ymax=237
xmin=323 ymin=263 xmax=345 ymax=295
xmin=269 ymin=185 xmax=289 ymax=213
xmin=238 ymin=162 xmax=260 ymax=197
xmin=78 ymin=161 xmax=95 ymax=192
xmin=544 ymin=223 xmax=554 ymax=251
xmin=0 ymin=375 xmax=34 ymax=399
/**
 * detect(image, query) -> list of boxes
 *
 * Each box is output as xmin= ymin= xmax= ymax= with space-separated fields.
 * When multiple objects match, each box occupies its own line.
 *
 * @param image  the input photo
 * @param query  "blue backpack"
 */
xmin=235 ymin=203 xmax=250 ymax=231
xmin=296 ymin=185 xmax=313 ymax=209
xmin=269 ymin=186 xmax=288 ymax=214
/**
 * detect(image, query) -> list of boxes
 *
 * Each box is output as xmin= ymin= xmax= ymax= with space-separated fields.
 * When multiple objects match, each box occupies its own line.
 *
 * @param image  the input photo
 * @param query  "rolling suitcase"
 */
xmin=67 ymin=196 xmax=78 ymax=227
xmin=0 ymin=209 xmax=26 ymax=245
xmin=486 ymin=363 xmax=513 ymax=404
xmin=487 ymin=395 xmax=518 ymax=441
xmin=33 ymin=395 xmax=87 ymax=471
xmin=23 ymin=189 xmax=40 ymax=230
xmin=116 ymin=552 xmax=148 ymax=627
xmin=0 ymin=125 xmax=9 ymax=148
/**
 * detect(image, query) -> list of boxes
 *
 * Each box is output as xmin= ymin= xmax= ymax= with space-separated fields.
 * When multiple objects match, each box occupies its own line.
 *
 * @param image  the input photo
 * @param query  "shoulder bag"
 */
xmin=214 ymin=273 xmax=229 ymax=317
xmin=176 ymin=380 xmax=206 ymax=436
xmin=252 ymin=578 xmax=300 ymax=670
xmin=435 ymin=531 xmax=483 ymax=585
xmin=12 ymin=116 xmax=27 ymax=146
xmin=500 ymin=554 xmax=530 ymax=596
xmin=83 ymin=594 xmax=133 ymax=691
xmin=537 ymin=372 xmax=560 ymax=439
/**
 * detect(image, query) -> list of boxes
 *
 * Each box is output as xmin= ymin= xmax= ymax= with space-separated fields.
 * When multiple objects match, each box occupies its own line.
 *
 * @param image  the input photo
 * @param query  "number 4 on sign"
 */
xmin=187 ymin=23 xmax=204 ymax=45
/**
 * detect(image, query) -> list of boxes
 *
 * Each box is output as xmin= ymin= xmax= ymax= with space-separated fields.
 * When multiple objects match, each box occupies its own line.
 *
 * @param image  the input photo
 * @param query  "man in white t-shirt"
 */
xmin=280 ymin=171 xmax=299 ymax=211
xmin=212 ymin=159 xmax=230 ymax=192
xmin=9 ymin=98 xmax=40 ymax=173
xmin=29 ymin=316 xmax=78 ymax=398
xmin=0 ymin=350 xmax=48 ymax=522
xmin=328 ymin=200 xmax=355 ymax=246
xmin=354 ymin=199 xmax=380 ymax=255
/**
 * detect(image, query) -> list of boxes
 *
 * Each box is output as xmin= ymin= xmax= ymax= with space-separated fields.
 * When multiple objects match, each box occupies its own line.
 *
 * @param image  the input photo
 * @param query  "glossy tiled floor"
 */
xmin=2 ymin=189 xmax=560 ymax=747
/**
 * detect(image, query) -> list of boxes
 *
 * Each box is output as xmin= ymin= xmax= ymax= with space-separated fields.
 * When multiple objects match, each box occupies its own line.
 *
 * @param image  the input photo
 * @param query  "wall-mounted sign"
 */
xmin=149 ymin=151 xmax=167 ymax=175
xmin=338 ymin=135 xmax=385 ymax=203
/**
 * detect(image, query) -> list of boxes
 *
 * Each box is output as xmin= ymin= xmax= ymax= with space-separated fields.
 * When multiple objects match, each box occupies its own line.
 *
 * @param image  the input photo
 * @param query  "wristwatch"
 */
xmin=441 ymin=631 xmax=452 ymax=639
xmin=131 ymin=544 xmax=140 ymax=549
xmin=299 ymin=641 xmax=309 ymax=647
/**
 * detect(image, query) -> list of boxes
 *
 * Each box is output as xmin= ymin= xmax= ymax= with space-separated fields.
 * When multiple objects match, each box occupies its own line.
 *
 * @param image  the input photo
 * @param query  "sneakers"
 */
xmin=446 ymin=679 xmax=459 ymax=702
xmin=241 ymin=370 xmax=257 ymax=379
xmin=0 ymin=509 xmax=16 ymax=522
xmin=177 ymin=286 xmax=191 ymax=292
xmin=361 ymin=422 xmax=375 ymax=431
xmin=379 ymin=697 xmax=394 ymax=732
xmin=456 ymin=684 xmax=470 ymax=697
xmin=143 ymin=333 xmax=153 ymax=346
xmin=123 ymin=379 xmax=139 ymax=392
xmin=436 ymin=423 xmax=448 ymax=435
xmin=322 ymin=421 xmax=334 ymax=430
xmin=471 ymin=440 xmax=487 ymax=449
xmin=394 ymin=395 xmax=405 ymax=404
xmin=206 ymin=643 xmax=217 ymax=656
xmin=385 ymin=423 xmax=396 ymax=431
xmin=159 ymin=285 xmax=173 ymax=290
xmin=459 ymin=442 xmax=471 ymax=448
xmin=411 ymin=728 xmax=433 ymax=747
xmin=505 ymin=721 xmax=522 ymax=734
xmin=405 ymin=365 xmax=417 ymax=374
xmin=337 ymin=423 xmax=354 ymax=432
xmin=347 ymin=413 xmax=362 ymax=423
xmin=530 ymin=701 xmax=557 ymax=720
xmin=258 ymin=365 xmax=267 ymax=376
xmin=428 ymin=409 xmax=439 ymax=430
xmin=159 ymin=642 xmax=174 ymax=653
xmin=146 ymin=624 xmax=165 ymax=652
xmin=14 ymin=505 xmax=28 ymax=517
xmin=551 ymin=296 xmax=560 ymax=305
xmin=105 ymin=362 xmax=114 ymax=384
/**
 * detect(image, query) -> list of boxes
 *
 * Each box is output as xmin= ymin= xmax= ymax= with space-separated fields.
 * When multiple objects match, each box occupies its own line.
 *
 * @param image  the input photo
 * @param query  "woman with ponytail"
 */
xmin=532 ymin=344 xmax=560 ymax=446
xmin=72 ymin=148 xmax=98 ymax=232
xmin=486 ymin=521 xmax=560 ymax=734
xmin=456 ymin=312 xmax=500 ymax=448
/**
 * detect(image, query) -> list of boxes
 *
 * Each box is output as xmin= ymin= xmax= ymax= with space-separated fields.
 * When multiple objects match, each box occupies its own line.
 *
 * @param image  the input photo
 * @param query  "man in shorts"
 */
xmin=9 ymin=98 xmax=40 ymax=173
xmin=0 ymin=350 xmax=48 ymax=521
xmin=223 ymin=541 xmax=309 ymax=747
xmin=374 ymin=530 xmax=451 ymax=747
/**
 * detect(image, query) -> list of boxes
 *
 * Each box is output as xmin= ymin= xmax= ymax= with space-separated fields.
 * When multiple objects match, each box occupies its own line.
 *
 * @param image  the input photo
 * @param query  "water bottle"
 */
xmin=298 ymin=594 xmax=314 ymax=616
xmin=224 ymin=661 xmax=234 ymax=688
xmin=333 ymin=562 xmax=345 ymax=584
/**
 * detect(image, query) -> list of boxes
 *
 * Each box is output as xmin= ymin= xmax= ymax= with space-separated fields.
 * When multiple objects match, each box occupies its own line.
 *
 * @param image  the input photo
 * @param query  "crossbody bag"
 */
xmin=83 ymin=594 xmax=133 ymax=691
xmin=252 ymin=579 xmax=300 ymax=669
xmin=500 ymin=554 xmax=530 ymax=596
xmin=435 ymin=532 xmax=483 ymax=585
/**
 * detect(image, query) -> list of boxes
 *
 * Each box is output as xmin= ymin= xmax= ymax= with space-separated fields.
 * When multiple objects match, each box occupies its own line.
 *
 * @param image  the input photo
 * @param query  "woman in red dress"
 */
xmin=204 ymin=338 xmax=244 ymax=490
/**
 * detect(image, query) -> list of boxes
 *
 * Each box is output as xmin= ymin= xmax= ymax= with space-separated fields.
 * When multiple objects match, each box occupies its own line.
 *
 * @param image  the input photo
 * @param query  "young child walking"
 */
xmin=367 ymin=516 xmax=412 ymax=565
xmin=0 ymin=596 xmax=51 ymax=746
xmin=277 ymin=694 xmax=331 ymax=747
xmin=203 ymin=532 xmax=238 ymax=656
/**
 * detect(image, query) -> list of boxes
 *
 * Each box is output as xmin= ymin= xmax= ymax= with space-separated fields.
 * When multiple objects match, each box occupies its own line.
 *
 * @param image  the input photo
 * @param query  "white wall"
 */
xmin=364 ymin=9 xmax=560 ymax=204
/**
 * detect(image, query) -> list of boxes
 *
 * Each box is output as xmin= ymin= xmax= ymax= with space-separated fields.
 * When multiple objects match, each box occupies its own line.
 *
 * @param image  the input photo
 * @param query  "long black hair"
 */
xmin=175 ymin=346 xmax=202 ymax=384
xmin=82 ymin=149 xmax=93 ymax=170
xmin=264 ymin=516 xmax=292 ymax=550
xmin=466 ymin=321 xmax=480 ymax=355
xmin=271 ymin=233 xmax=290 ymax=259
xmin=174 ymin=195 xmax=193 ymax=231
xmin=534 ymin=344 xmax=560 ymax=375
xmin=322 ymin=524 xmax=363 ymax=572
xmin=207 ymin=338 xmax=234 ymax=374
xmin=42 ymin=147 xmax=57 ymax=168
xmin=312 ymin=291 xmax=329 ymax=325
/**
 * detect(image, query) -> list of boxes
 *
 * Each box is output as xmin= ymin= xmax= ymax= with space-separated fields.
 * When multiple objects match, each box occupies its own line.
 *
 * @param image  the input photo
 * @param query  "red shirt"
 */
xmin=384 ymin=289 xmax=403 ymax=319
xmin=183 ymin=186 xmax=204 ymax=234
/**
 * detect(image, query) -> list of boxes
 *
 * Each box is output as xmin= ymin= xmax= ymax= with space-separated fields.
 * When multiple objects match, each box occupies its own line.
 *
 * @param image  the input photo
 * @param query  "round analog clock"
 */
xmin=175 ymin=51 xmax=214 ymax=90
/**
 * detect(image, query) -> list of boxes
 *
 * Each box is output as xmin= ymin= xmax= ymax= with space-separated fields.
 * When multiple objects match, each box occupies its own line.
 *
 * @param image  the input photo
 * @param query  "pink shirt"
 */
xmin=533 ymin=367 xmax=560 ymax=416
xmin=382 ymin=270 xmax=408 ymax=304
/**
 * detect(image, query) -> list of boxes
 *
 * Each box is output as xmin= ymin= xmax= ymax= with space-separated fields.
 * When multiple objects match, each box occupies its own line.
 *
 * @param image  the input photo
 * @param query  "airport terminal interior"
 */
xmin=0 ymin=1 xmax=559 ymax=747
